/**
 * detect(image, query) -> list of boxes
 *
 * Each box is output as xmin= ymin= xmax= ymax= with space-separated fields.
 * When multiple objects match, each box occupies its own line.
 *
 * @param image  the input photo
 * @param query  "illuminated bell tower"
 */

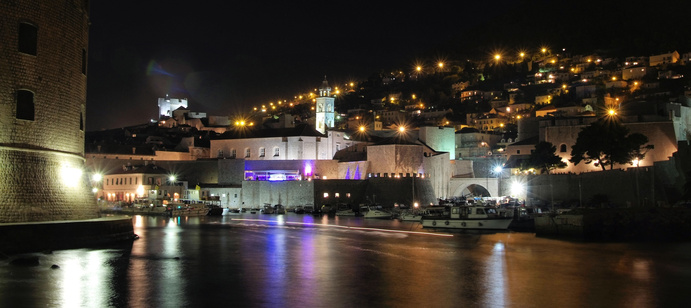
xmin=314 ymin=77 xmax=335 ymax=134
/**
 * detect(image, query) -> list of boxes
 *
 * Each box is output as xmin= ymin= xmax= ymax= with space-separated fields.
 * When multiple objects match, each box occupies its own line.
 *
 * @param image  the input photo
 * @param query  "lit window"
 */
xmin=323 ymin=193 xmax=329 ymax=198
xmin=335 ymin=193 xmax=340 ymax=198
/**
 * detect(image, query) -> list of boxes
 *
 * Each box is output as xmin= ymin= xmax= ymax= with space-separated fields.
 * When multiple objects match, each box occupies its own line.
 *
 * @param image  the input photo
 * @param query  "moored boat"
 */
xmin=335 ymin=209 xmax=359 ymax=216
xmin=398 ymin=212 xmax=424 ymax=222
xmin=261 ymin=204 xmax=275 ymax=214
xmin=421 ymin=205 xmax=513 ymax=230
xmin=362 ymin=206 xmax=392 ymax=219
xmin=165 ymin=203 xmax=211 ymax=217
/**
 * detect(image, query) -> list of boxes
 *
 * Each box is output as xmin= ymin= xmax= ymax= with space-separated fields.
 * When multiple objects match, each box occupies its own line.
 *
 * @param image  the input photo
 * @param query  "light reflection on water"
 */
xmin=1 ymin=213 xmax=691 ymax=307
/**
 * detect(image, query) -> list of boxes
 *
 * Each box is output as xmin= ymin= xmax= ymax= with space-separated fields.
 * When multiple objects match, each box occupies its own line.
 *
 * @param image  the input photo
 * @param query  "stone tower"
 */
xmin=0 ymin=0 xmax=99 ymax=223
xmin=158 ymin=94 xmax=188 ymax=119
xmin=314 ymin=77 xmax=335 ymax=134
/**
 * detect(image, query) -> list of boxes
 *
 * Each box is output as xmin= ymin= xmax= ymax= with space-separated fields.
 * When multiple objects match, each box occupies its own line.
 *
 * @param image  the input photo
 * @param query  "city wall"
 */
xmin=520 ymin=168 xmax=659 ymax=207
xmin=241 ymin=180 xmax=315 ymax=208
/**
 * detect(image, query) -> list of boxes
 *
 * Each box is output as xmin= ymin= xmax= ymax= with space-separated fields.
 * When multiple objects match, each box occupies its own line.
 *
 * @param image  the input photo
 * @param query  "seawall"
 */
xmin=0 ymin=216 xmax=135 ymax=254
xmin=535 ymin=207 xmax=691 ymax=241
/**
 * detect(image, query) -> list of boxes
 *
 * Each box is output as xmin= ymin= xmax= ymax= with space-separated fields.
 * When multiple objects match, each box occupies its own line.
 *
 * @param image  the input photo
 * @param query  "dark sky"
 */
xmin=85 ymin=1 xmax=691 ymax=131
xmin=85 ymin=1 xmax=520 ymax=130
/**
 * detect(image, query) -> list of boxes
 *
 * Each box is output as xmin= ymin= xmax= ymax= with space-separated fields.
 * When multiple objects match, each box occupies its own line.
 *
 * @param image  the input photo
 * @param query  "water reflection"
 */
xmin=56 ymin=250 xmax=114 ymax=307
xmin=2 ymin=215 xmax=691 ymax=307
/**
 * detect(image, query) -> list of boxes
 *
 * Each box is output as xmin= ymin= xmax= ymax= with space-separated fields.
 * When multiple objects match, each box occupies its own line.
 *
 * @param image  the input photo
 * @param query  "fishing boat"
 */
xmin=421 ymin=205 xmax=513 ymax=230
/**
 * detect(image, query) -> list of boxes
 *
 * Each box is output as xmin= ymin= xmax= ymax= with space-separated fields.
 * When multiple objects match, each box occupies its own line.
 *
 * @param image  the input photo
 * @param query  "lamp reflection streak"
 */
xmin=482 ymin=241 xmax=507 ymax=307
xmin=57 ymin=251 xmax=112 ymax=307
xmin=230 ymin=218 xmax=453 ymax=237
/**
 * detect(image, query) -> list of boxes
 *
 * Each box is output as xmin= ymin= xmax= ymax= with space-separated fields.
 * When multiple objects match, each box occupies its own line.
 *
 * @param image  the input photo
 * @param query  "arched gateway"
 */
xmin=448 ymin=177 xmax=500 ymax=199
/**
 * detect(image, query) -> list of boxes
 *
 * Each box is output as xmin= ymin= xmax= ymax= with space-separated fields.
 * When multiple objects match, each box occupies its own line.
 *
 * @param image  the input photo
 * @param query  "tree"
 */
xmin=570 ymin=118 xmax=652 ymax=170
xmin=521 ymin=141 xmax=567 ymax=174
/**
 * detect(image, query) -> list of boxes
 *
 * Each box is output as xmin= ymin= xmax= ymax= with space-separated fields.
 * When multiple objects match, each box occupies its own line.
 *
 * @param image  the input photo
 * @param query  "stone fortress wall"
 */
xmin=0 ymin=0 xmax=99 ymax=223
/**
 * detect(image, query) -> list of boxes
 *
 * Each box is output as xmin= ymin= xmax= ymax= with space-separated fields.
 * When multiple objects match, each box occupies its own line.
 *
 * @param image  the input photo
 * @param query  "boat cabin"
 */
xmin=449 ymin=206 xmax=499 ymax=219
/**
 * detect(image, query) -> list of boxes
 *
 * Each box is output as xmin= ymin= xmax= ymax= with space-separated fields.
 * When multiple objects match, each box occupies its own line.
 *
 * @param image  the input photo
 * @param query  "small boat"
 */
xmin=336 ymin=208 xmax=365 ymax=216
xmin=274 ymin=204 xmax=286 ymax=214
xmin=294 ymin=206 xmax=305 ymax=214
xmin=398 ymin=212 xmax=424 ymax=222
xmin=166 ymin=203 xmax=210 ymax=217
xmin=362 ymin=206 xmax=391 ymax=219
xmin=207 ymin=205 xmax=224 ymax=216
xmin=261 ymin=204 xmax=275 ymax=214
xmin=421 ymin=205 xmax=513 ymax=230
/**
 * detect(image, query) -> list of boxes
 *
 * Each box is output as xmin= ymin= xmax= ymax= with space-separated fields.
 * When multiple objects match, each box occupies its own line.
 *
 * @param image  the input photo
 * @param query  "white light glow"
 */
xmin=61 ymin=165 xmax=83 ymax=188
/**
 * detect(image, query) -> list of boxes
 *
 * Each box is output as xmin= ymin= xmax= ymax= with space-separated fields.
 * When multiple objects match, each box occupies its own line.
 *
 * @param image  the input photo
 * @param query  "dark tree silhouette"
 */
xmin=521 ymin=141 xmax=567 ymax=174
xmin=570 ymin=118 xmax=652 ymax=170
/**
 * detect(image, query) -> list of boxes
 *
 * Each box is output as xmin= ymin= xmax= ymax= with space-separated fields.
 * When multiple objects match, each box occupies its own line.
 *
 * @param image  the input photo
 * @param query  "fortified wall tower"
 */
xmin=0 ymin=0 xmax=99 ymax=222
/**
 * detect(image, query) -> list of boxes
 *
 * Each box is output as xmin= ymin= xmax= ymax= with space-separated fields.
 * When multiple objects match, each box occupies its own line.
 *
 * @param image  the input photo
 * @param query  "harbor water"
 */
xmin=2 ymin=213 xmax=691 ymax=307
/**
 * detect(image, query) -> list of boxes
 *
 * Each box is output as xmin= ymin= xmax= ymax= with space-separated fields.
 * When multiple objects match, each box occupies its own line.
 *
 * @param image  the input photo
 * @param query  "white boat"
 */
xmin=421 ymin=205 xmax=513 ymax=230
xmin=398 ymin=212 xmax=424 ymax=222
xmin=362 ymin=206 xmax=391 ymax=219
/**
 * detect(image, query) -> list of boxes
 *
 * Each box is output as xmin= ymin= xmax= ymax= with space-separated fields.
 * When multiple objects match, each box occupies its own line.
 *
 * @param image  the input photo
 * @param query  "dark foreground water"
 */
xmin=2 ymin=213 xmax=691 ymax=308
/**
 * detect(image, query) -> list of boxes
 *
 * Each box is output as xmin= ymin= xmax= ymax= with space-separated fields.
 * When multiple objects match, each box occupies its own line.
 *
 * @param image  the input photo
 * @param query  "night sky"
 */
xmin=85 ymin=1 xmax=691 ymax=131
xmin=85 ymin=1 xmax=519 ymax=130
